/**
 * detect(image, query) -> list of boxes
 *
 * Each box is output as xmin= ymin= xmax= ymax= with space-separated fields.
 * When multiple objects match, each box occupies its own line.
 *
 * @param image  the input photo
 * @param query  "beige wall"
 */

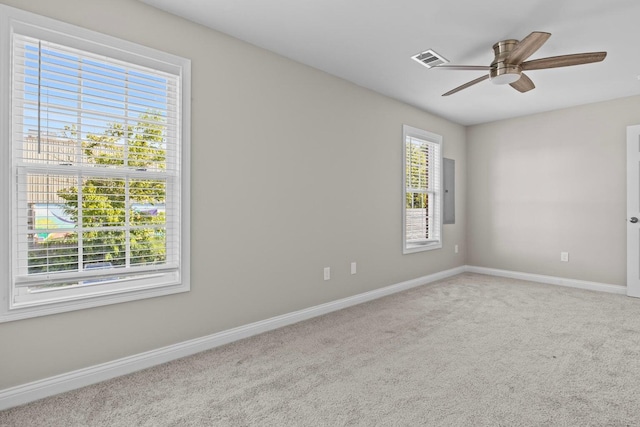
xmin=0 ymin=0 xmax=467 ymax=389
xmin=467 ymin=96 xmax=640 ymax=286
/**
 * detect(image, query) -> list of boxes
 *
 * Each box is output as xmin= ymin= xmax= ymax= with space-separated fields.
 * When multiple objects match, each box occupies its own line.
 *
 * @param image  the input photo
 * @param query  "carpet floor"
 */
xmin=2 ymin=273 xmax=640 ymax=426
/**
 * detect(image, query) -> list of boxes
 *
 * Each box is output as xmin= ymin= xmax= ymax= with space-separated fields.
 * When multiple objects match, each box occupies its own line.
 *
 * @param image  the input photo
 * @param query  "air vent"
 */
xmin=411 ymin=49 xmax=449 ymax=68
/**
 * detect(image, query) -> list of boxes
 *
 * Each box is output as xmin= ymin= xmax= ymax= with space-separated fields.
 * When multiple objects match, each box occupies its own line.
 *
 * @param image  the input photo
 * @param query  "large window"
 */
xmin=0 ymin=5 xmax=191 ymax=322
xmin=403 ymin=125 xmax=442 ymax=253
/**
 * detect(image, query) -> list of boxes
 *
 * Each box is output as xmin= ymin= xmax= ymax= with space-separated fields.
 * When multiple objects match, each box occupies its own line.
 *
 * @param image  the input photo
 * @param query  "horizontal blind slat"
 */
xmin=13 ymin=69 xmax=178 ymax=105
xmin=14 ymin=34 xmax=180 ymax=80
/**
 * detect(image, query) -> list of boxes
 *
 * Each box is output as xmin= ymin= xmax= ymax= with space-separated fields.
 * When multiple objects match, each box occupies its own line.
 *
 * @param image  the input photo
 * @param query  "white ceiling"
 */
xmin=141 ymin=0 xmax=640 ymax=125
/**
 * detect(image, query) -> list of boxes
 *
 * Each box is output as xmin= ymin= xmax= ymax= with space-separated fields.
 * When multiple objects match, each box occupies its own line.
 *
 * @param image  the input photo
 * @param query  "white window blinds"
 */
xmin=403 ymin=125 xmax=442 ymax=253
xmin=12 ymin=33 xmax=181 ymax=289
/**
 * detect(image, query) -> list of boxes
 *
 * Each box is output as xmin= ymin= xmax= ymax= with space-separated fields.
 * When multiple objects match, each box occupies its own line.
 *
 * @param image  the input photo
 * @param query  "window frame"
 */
xmin=402 ymin=124 xmax=443 ymax=254
xmin=0 ymin=5 xmax=191 ymax=322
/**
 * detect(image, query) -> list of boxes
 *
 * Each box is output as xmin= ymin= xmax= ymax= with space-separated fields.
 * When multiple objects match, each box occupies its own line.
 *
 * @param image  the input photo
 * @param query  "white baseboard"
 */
xmin=465 ymin=265 xmax=627 ymax=295
xmin=0 ymin=265 xmax=466 ymax=411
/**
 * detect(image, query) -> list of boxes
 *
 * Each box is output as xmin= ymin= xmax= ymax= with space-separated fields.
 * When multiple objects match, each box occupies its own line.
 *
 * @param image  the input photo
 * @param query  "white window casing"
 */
xmin=402 ymin=125 xmax=442 ymax=254
xmin=0 ymin=5 xmax=191 ymax=322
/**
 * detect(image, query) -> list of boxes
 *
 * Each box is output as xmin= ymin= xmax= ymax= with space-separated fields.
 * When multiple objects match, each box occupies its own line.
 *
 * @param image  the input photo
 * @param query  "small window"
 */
xmin=0 ymin=5 xmax=191 ymax=322
xmin=403 ymin=125 xmax=442 ymax=253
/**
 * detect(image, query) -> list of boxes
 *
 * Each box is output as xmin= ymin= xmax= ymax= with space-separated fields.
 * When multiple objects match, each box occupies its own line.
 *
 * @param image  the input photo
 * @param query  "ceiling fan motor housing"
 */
xmin=490 ymin=39 xmax=522 ymax=84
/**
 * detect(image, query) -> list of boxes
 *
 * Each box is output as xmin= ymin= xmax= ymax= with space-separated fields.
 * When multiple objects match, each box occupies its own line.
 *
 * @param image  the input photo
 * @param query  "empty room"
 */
xmin=1 ymin=0 xmax=640 ymax=425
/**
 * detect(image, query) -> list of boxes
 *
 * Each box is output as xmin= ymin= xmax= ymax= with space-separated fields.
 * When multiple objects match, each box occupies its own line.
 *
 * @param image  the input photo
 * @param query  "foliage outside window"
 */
xmin=403 ymin=125 xmax=442 ymax=253
xmin=0 ymin=5 xmax=190 ymax=322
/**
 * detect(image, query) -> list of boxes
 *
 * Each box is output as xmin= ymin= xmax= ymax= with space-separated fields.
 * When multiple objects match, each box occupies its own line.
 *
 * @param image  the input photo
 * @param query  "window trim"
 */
xmin=402 ymin=124 xmax=443 ymax=254
xmin=0 ymin=4 xmax=191 ymax=322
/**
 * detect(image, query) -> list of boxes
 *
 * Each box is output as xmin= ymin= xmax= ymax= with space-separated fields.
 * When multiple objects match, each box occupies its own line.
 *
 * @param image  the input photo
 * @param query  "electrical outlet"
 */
xmin=454 ymin=244 xmax=459 ymax=254
xmin=351 ymin=262 xmax=357 ymax=275
xmin=324 ymin=267 xmax=330 ymax=280
xmin=560 ymin=252 xmax=569 ymax=262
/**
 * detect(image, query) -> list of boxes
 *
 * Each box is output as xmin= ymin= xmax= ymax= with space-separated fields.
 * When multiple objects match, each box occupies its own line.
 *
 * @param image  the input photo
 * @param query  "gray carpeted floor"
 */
xmin=2 ymin=273 xmax=640 ymax=426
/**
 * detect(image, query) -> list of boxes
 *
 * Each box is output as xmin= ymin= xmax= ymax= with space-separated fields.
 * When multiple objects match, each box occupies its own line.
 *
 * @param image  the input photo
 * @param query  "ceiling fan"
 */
xmin=437 ymin=32 xmax=607 ymax=96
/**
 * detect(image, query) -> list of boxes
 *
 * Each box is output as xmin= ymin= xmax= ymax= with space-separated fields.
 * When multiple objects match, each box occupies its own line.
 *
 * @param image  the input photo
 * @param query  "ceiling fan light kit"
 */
xmin=491 ymin=67 xmax=521 ymax=85
xmin=432 ymin=31 xmax=606 ymax=96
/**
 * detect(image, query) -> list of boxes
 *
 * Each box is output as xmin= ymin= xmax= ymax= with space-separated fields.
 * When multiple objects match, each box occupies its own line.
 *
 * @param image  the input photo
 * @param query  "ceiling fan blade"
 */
xmin=434 ymin=65 xmax=491 ymax=71
xmin=506 ymin=31 xmax=551 ymax=64
xmin=442 ymin=74 xmax=490 ymax=96
xmin=510 ymin=73 xmax=535 ymax=93
xmin=521 ymin=52 xmax=607 ymax=70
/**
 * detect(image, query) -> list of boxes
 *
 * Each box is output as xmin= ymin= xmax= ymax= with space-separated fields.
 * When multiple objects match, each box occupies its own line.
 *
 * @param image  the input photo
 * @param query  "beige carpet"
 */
xmin=2 ymin=273 xmax=640 ymax=426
